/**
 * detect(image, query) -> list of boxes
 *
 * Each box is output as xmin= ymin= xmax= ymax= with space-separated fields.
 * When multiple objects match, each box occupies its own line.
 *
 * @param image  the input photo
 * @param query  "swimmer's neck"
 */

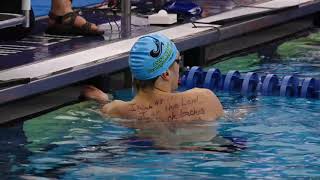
xmin=140 ymin=80 xmax=173 ymax=94
xmin=133 ymin=79 xmax=176 ymax=102
xmin=137 ymin=86 xmax=171 ymax=95
xmin=153 ymin=86 xmax=170 ymax=93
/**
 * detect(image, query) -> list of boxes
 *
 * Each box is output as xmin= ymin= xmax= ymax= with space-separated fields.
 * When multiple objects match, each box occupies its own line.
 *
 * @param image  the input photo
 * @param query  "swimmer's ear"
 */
xmin=160 ymin=70 xmax=170 ymax=81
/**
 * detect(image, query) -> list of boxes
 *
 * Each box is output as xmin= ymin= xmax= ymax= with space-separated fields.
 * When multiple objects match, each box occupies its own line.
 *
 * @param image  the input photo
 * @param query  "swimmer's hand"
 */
xmin=81 ymin=85 xmax=113 ymax=104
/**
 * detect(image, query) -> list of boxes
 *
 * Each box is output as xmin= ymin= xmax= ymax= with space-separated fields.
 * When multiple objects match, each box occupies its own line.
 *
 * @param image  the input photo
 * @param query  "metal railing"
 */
xmin=121 ymin=0 xmax=131 ymax=37
xmin=0 ymin=0 xmax=31 ymax=29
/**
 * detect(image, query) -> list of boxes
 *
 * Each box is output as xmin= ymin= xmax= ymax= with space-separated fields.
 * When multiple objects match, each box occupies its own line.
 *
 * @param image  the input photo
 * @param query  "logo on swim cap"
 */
xmin=129 ymin=33 xmax=178 ymax=80
xmin=147 ymin=41 xmax=173 ymax=73
xmin=150 ymin=39 xmax=164 ymax=58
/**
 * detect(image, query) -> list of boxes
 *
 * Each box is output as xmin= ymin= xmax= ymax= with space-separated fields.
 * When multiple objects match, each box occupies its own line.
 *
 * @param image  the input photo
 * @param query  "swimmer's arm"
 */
xmin=82 ymin=85 xmax=125 ymax=118
xmin=82 ymin=85 xmax=112 ymax=105
xmin=97 ymin=94 xmax=112 ymax=105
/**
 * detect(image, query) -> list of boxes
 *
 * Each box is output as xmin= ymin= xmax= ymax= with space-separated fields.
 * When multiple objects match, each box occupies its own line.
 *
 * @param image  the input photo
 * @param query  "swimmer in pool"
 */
xmin=83 ymin=33 xmax=223 ymax=122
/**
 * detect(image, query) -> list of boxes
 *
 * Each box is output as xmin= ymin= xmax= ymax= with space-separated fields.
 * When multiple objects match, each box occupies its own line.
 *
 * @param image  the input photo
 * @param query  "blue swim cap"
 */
xmin=129 ymin=33 xmax=178 ymax=80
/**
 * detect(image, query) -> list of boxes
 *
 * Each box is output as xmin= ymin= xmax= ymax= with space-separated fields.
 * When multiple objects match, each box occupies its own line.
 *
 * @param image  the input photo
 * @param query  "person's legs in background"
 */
xmin=47 ymin=0 xmax=104 ymax=35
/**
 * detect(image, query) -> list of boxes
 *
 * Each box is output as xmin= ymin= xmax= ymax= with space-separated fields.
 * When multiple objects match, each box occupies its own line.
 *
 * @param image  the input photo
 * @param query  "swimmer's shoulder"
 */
xmin=180 ymin=87 xmax=214 ymax=96
xmin=176 ymin=88 xmax=218 ymax=103
xmin=180 ymin=88 xmax=224 ymax=117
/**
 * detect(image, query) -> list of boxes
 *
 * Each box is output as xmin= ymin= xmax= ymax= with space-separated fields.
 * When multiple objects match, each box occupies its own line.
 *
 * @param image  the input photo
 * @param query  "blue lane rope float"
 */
xmin=223 ymin=70 xmax=241 ymax=92
xmin=241 ymin=72 xmax=259 ymax=97
xmin=203 ymin=68 xmax=221 ymax=90
xmin=279 ymin=75 xmax=299 ymax=97
xmin=261 ymin=74 xmax=279 ymax=96
xmin=185 ymin=66 xmax=204 ymax=89
xmin=179 ymin=66 xmax=320 ymax=99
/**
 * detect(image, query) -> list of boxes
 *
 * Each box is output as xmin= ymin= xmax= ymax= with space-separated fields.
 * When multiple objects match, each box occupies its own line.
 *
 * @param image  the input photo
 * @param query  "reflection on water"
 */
xmin=118 ymin=118 xmax=218 ymax=150
xmin=0 ymin=123 xmax=30 ymax=179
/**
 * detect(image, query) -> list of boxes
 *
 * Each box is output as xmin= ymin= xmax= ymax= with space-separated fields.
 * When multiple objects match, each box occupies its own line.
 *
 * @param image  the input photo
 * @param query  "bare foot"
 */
xmin=82 ymin=85 xmax=110 ymax=104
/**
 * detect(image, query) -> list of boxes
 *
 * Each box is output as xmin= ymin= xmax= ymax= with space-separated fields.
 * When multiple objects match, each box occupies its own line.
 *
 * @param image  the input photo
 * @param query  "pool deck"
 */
xmin=0 ymin=0 xmax=319 ymax=123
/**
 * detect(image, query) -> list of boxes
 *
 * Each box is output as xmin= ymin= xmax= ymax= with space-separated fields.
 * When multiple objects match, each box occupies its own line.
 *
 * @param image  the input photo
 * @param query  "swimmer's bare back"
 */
xmin=102 ymin=88 xmax=223 ymax=121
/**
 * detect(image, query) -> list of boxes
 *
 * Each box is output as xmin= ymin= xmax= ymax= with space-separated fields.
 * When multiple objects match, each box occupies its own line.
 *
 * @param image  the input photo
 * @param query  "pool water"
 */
xmin=1 ymin=30 xmax=320 ymax=180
